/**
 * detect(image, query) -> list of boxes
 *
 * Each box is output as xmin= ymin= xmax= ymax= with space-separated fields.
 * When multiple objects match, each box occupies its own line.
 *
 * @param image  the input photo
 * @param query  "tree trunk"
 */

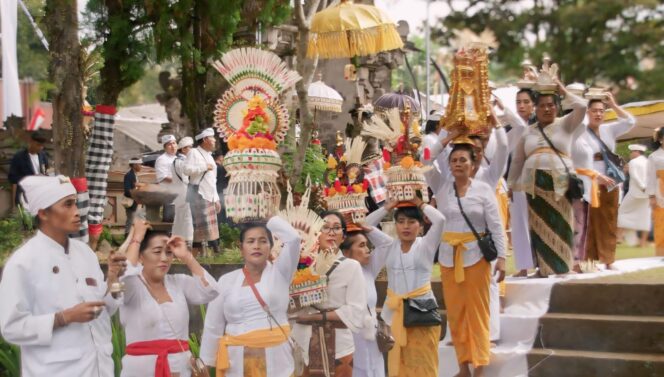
xmin=44 ymin=0 xmax=85 ymax=177
xmin=96 ymin=0 xmax=125 ymax=106
xmin=290 ymin=0 xmax=322 ymax=185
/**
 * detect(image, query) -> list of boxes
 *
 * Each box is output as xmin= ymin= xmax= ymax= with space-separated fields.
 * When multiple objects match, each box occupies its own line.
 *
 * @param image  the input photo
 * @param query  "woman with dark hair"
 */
xmin=340 ymin=230 xmax=392 ymax=377
xmin=437 ymin=143 xmax=506 ymax=377
xmin=647 ymin=127 xmax=664 ymax=256
xmin=291 ymin=211 xmax=368 ymax=377
xmin=507 ymin=81 xmax=587 ymax=276
xmin=363 ymin=197 xmax=445 ymax=377
xmin=119 ymin=220 xmax=219 ymax=376
xmin=200 ymin=217 xmax=301 ymax=376
xmin=511 ymin=89 xmax=537 ymax=277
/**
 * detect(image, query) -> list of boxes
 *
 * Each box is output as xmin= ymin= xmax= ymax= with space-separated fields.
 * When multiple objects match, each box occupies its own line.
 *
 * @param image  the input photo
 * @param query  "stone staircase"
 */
xmin=527 ymin=281 xmax=664 ymax=377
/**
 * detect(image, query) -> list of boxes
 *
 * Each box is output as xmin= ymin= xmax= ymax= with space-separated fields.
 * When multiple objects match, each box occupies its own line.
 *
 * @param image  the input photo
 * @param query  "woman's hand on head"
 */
xmin=384 ymin=198 xmax=398 ymax=211
xmin=167 ymin=236 xmax=191 ymax=261
xmin=132 ymin=219 xmax=151 ymax=241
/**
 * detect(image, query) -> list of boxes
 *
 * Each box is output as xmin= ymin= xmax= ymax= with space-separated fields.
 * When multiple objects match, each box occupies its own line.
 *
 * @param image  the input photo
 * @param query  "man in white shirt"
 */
xmin=183 ymin=128 xmax=220 ymax=253
xmin=154 ymin=134 xmax=178 ymax=222
xmin=584 ymin=93 xmax=635 ymax=269
xmin=172 ymin=136 xmax=194 ymax=244
xmin=618 ymin=144 xmax=651 ymax=247
xmin=0 ymin=175 xmax=126 ymax=377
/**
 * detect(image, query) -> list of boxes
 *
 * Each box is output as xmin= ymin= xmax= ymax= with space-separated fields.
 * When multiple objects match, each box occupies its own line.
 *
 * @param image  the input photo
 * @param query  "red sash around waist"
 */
xmin=125 ymin=339 xmax=190 ymax=377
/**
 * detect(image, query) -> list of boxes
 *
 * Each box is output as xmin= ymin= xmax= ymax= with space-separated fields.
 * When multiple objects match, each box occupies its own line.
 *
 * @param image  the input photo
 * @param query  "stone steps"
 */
xmin=527 ymin=348 xmax=664 ymax=377
xmin=534 ymin=312 xmax=664 ymax=354
xmin=528 ymin=280 xmax=664 ymax=376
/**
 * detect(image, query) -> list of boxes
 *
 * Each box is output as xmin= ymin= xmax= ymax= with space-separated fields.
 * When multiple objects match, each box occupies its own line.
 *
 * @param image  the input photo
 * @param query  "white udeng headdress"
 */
xmin=20 ymin=175 xmax=76 ymax=216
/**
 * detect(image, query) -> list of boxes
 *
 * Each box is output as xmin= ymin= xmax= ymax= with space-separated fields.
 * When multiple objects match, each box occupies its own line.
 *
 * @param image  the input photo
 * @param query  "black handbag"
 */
xmin=588 ymin=129 xmax=626 ymax=183
xmin=402 ymin=297 xmax=442 ymax=327
xmin=398 ymin=252 xmax=442 ymax=328
xmin=454 ymin=184 xmax=499 ymax=262
xmin=537 ymin=125 xmax=585 ymax=201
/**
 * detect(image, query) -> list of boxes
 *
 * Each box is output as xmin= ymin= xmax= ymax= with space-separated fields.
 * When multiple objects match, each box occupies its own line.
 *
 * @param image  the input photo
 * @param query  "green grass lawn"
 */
xmin=431 ymin=244 xmax=658 ymax=279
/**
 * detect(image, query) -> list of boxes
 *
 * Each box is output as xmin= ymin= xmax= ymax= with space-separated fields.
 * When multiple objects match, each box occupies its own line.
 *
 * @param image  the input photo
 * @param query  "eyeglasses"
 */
xmin=321 ymin=225 xmax=344 ymax=234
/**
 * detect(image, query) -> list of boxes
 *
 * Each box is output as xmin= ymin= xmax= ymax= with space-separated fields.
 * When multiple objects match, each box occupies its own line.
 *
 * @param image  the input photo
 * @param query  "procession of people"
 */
xmin=1 ymin=45 xmax=662 ymax=377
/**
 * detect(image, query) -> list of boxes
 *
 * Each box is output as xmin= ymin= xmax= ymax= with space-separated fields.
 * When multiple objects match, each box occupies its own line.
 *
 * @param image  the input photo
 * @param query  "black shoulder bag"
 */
xmin=536 ymin=124 xmax=584 ymax=201
xmin=454 ymin=184 xmax=498 ymax=262
xmin=399 ymin=252 xmax=442 ymax=328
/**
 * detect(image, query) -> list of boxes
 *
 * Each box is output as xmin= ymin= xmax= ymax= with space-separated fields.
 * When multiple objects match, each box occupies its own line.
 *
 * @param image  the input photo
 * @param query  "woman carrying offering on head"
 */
xmin=363 ymin=196 xmax=445 ymax=377
xmin=199 ymin=217 xmax=301 ymax=377
xmin=437 ymin=143 xmax=507 ymax=377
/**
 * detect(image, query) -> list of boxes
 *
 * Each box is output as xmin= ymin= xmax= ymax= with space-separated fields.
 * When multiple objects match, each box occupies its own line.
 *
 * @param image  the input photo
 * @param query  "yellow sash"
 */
xmin=575 ymin=168 xmax=600 ymax=208
xmin=385 ymin=283 xmax=432 ymax=377
xmin=658 ymin=170 xmax=664 ymax=197
xmin=442 ymin=232 xmax=479 ymax=283
xmin=216 ymin=325 xmax=290 ymax=377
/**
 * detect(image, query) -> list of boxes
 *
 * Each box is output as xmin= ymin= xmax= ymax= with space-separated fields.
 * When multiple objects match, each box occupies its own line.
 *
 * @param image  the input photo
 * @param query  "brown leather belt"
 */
xmin=593 ymin=153 xmax=603 ymax=161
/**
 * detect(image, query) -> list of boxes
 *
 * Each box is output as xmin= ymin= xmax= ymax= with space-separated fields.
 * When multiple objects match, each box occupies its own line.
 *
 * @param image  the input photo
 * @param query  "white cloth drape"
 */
xmin=1 ymin=0 xmax=23 ymax=122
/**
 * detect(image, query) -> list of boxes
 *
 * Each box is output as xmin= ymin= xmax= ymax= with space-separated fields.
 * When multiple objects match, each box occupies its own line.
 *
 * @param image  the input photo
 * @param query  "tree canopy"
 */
xmin=433 ymin=0 xmax=664 ymax=102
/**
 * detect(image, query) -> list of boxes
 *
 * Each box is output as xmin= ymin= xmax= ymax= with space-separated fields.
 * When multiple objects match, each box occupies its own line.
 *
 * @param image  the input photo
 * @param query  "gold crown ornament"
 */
xmin=440 ymin=47 xmax=492 ymax=138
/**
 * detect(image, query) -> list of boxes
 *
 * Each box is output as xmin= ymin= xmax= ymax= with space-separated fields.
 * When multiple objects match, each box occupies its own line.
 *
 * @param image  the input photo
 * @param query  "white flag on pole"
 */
xmin=1 ymin=0 xmax=23 ymax=122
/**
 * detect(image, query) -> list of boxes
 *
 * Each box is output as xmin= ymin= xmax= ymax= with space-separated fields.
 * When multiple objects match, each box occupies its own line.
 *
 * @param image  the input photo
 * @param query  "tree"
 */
xmin=16 ymin=0 xmax=49 ymax=82
xmin=432 ymin=0 xmax=664 ymax=102
xmin=43 ymin=0 xmax=85 ymax=177
xmin=147 ymin=0 xmax=291 ymax=134
xmin=84 ymin=0 xmax=152 ymax=107
xmin=290 ymin=0 xmax=326 ymax=185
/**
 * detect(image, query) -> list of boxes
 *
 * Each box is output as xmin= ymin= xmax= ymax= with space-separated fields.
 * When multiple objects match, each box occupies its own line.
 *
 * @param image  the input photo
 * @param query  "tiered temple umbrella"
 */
xmin=308 ymin=78 xmax=344 ymax=113
xmin=307 ymin=77 xmax=344 ymax=132
xmin=307 ymin=0 xmax=404 ymax=59
xmin=373 ymin=89 xmax=420 ymax=116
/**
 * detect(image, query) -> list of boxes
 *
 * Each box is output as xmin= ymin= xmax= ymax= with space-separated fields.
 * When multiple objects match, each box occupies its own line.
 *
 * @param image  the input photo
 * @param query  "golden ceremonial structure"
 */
xmin=440 ymin=47 xmax=492 ymax=139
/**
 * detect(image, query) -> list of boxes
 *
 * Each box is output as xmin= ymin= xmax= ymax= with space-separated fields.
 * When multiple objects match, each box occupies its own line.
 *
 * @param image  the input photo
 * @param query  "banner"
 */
xmin=1 ymin=0 xmax=23 ymax=122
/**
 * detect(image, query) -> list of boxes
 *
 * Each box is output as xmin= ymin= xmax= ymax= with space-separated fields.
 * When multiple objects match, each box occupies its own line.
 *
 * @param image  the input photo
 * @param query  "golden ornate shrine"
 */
xmin=440 ymin=47 xmax=491 ymax=138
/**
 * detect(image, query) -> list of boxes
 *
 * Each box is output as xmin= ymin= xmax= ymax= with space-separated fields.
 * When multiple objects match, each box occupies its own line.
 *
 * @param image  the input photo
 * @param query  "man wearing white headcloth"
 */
xmin=618 ymin=144 xmax=651 ymax=247
xmin=155 ymin=134 xmax=178 ymax=222
xmin=183 ymin=128 xmax=220 ymax=253
xmin=0 ymin=175 xmax=127 ymax=377
xmin=172 ymin=136 xmax=194 ymax=244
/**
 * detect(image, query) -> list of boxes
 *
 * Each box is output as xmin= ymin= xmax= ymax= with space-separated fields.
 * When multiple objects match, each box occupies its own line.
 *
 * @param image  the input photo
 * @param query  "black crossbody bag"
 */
xmin=399 ymin=252 xmax=442 ymax=328
xmin=454 ymin=184 xmax=498 ymax=262
xmin=536 ymin=124 xmax=584 ymax=201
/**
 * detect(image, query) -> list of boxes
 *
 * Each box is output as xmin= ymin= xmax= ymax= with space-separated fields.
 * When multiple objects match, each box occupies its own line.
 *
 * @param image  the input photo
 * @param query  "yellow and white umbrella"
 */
xmin=308 ymin=0 xmax=404 ymax=59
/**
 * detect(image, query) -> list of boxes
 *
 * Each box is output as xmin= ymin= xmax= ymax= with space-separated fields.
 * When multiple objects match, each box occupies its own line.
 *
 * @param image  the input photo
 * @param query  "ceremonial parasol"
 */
xmin=307 ymin=0 xmax=404 ymax=59
xmin=614 ymin=100 xmax=664 ymax=141
xmin=373 ymin=89 xmax=421 ymax=116
xmin=308 ymin=78 xmax=344 ymax=113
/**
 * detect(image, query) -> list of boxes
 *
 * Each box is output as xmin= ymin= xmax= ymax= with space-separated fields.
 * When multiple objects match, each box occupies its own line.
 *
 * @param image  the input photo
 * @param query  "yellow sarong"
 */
xmin=441 ymin=259 xmax=491 ymax=368
xmin=576 ymin=168 xmax=600 ymax=208
xmin=385 ymin=284 xmax=432 ymax=377
xmin=442 ymin=232 xmax=480 ymax=283
xmin=216 ymin=325 xmax=290 ymax=377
